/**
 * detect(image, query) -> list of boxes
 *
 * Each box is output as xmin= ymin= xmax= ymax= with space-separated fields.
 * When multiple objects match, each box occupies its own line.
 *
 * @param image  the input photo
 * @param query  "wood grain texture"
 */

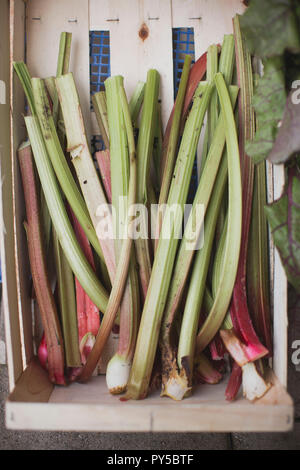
xmin=90 ymin=0 xmax=174 ymax=131
xmin=0 ymin=0 xmax=23 ymax=391
xmin=10 ymin=0 xmax=34 ymax=370
xmin=26 ymin=0 xmax=91 ymax=139
xmin=5 ymin=367 xmax=293 ymax=432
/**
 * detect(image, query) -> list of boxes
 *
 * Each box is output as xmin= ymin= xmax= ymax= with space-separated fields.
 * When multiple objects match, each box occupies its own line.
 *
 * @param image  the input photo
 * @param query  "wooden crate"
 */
xmin=0 ymin=0 xmax=293 ymax=432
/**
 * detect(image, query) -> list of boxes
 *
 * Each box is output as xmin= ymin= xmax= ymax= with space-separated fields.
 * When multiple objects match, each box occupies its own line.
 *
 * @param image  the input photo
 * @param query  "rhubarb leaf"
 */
xmin=239 ymin=0 xmax=300 ymax=59
xmin=245 ymin=57 xmax=286 ymax=163
xmin=268 ymin=89 xmax=300 ymax=163
xmin=265 ymin=165 xmax=300 ymax=293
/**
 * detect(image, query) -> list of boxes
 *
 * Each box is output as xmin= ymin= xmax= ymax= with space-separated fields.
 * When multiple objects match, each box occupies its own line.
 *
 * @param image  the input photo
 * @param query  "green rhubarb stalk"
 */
xmin=129 ymin=81 xmax=146 ymax=126
xmin=229 ymin=15 xmax=269 ymax=367
xmin=161 ymin=88 xmax=238 ymax=400
xmin=207 ymin=45 xmax=219 ymax=145
xmin=214 ymin=34 xmax=235 ymax=240
xmin=105 ymin=84 xmax=140 ymax=393
xmin=56 ymin=32 xmax=72 ymax=145
xmin=247 ymin=161 xmax=272 ymax=354
xmin=18 ymin=141 xmax=66 ymax=385
xmin=32 ymin=78 xmax=107 ymax=264
xmin=152 ymin=101 xmax=163 ymax=192
xmin=24 ymin=115 xmax=108 ymax=312
xmin=55 ymin=73 xmax=116 ymax=283
xmin=105 ymin=75 xmax=140 ymax=393
xmin=56 ymin=32 xmax=72 ymax=76
xmin=92 ymin=91 xmax=110 ymax=150
xmin=15 ymin=65 xmax=106 ymax=264
xmin=13 ymin=62 xmax=36 ymax=115
xmin=196 ymin=73 xmax=242 ymax=353
xmin=155 ymin=56 xmax=191 ymax=251
xmin=50 ymin=30 xmax=80 ymax=368
xmin=199 ymin=45 xmax=218 ymax=174
xmin=132 ymin=69 xmax=160 ymax=299
xmin=125 ymin=82 xmax=213 ymax=400
xmin=53 ymin=231 xmax=80 ymax=366
xmin=79 ymin=84 xmax=137 ymax=383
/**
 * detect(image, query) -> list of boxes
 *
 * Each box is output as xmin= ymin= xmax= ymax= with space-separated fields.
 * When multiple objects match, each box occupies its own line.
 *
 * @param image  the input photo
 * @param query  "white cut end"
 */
xmin=106 ymin=354 xmax=131 ymax=395
xmin=161 ymin=373 xmax=191 ymax=401
xmin=242 ymin=362 xmax=271 ymax=401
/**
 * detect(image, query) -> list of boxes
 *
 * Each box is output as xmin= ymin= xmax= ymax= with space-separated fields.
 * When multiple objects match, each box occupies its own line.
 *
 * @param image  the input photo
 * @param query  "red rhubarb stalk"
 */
xmin=160 ymin=52 xmax=207 ymax=179
xmin=225 ymin=362 xmax=242 ymax=401
xmin=230 ymin=15 xmax=268 ymax=361
xmin=18 ymin=142 xmax=66 ymax=385
xmin=193 ymin=353 xmax=223 ymax=385
xmin=95 ymin=149 xmax=112 ymax=203
xmin=68 ymin=207 xmax=100 ymax=349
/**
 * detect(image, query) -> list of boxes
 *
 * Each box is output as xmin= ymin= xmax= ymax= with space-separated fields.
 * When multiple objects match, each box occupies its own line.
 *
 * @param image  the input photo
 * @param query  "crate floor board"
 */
xmin=6 ymin=360 xmax=293 ymax=433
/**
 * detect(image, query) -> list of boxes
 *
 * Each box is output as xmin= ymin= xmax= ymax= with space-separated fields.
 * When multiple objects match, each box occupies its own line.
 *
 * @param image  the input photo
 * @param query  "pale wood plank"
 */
xmin=90 ymin=0 xmax=174 ymax=131
xmin=171 ymin=0 xmax=245 ymax=60
xmin=10 ymin=0 xmax=34 ymax=371
xmin=26 ymin=0 xmax=91 ymax=139
xmin=273 ymin=164 xmax=288 ymax=386
xmin=0 ymin=0 xmax=23 ymax=391
xmin=6 ymin=371 xmax=293 ymax=432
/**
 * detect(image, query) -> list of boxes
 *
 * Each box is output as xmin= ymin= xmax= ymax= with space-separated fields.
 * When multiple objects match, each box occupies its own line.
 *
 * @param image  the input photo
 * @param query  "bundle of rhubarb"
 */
xmin=15 ymin=13 xmax=274 ymax=402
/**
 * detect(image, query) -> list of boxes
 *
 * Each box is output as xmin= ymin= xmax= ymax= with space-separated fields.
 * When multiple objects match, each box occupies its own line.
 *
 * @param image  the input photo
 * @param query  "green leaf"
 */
xmin=239 ymin=0 xmax=300 ymax=59
xmin=265 ymin=165 xmax=300 ymax=293
xmin=245 ymin=57 xmax=286 ymax=163
xmin=268 ymin=89 xmax=300 ymax=163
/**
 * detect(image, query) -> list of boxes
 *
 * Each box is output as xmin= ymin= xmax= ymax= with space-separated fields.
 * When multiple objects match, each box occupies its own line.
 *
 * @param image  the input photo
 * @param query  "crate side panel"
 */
xmin=11 ymin=0 xmax=34 ymax=370
xmin=273 ymin=164 xmax=288 ymax=386
xmin=0 ymin=0 xmax=23 ymax=390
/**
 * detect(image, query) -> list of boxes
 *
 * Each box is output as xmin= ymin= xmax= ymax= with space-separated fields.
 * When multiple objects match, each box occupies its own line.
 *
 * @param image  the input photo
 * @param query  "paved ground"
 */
xmin=0 ymin=286 xmax=299 ymax=449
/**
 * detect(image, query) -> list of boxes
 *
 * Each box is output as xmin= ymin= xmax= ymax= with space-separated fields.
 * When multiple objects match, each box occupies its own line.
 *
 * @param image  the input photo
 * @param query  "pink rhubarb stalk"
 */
xmin=230 ymin=16 xmax=268 ymax=362
xmin=160 ymin=52 xmax=207 ymax=178
xmin=193 ymin=353 xmax=223 ymax=385
xmin=18 ymin=142 xmax=66 ymax=385
xmin=96 ymin=149 xmax=112 ymax=203
xmin=68 ymin=207 xmax=100 ymax=359
xmin=225 ymin=361 xmax=242 ymax=401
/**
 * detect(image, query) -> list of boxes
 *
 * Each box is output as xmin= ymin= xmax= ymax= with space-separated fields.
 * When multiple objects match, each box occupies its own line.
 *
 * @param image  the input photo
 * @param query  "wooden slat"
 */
xmin=273 ymin=164 xmax=288 ymax=386
xmin=171 ymin=0 xmax=245 ymax=60
xmin=89 ymin=0 xmax=174 ymax=131
xmin=26 ymin=0 xmax=91 ymax=139
xmin=6 ymin=371 xmax=293 ymax=432
xmin=172 ymin=0 xmax=246 ymax=170
xmin=0 ymin=0 xmax=23 ymax=391
xmin=10 ymin=0 xmax=34 ymax=370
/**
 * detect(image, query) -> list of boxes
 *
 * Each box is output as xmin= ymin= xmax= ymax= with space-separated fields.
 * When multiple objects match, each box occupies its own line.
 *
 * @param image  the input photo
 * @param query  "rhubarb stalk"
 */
xmin=196 ymin=73 xmax=242 ymax=353
xmin=55 ymin=73 xmax=116 ymax=282
xmin=92 ymin=91 xmax=110 ymax=150
xmin=161 ymin=88 xmax=238 ymax=400
xmin=229 ymin=15 xmax=268 ymax=362
xmin=132 ymin=69 xmax=160 ymax=299
xmin=95 ymin=149 xmax=112 ymax=203
xmin=161 ymin=52 xmax=207 ymax=178
xmin=79 ymin=83 xmax=137 ymax=383
xmin=24 ymin=115 xmax=108 ymax=312
xmin=105 ymin=78 xmax=140 ymax=394
xmin=125 ymin=83 xmax=213 ymax=400
xmin=18 ymin=142 xmax=66 ymax=385
xmin=155 ymin=55 xmax=191 ymax=250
